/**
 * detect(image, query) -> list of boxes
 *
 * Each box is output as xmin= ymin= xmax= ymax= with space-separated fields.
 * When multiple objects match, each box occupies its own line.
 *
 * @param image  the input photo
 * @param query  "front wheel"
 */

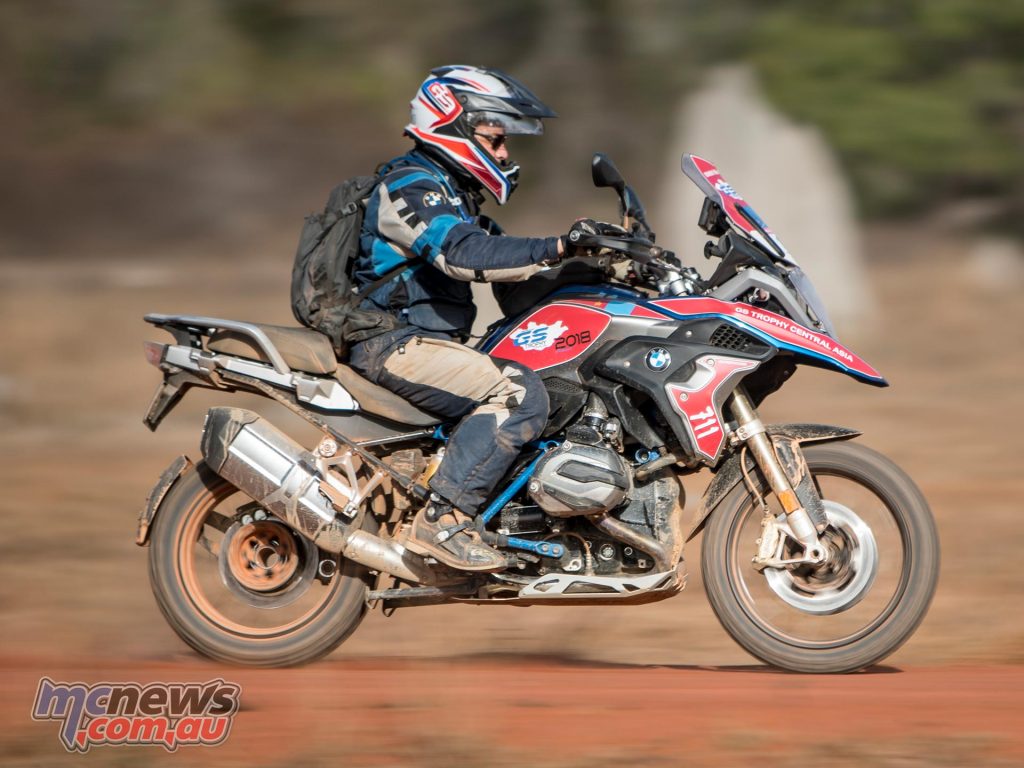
xmin=701 ymin=441 xmax=939 ymax=673
xmin=148 ymin=461 xmax=372 ymax=666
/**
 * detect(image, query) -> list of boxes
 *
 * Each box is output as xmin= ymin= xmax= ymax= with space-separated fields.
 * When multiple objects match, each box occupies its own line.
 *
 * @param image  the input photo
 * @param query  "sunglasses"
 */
xmin=473 ymin=132 xmax=507 ymax=151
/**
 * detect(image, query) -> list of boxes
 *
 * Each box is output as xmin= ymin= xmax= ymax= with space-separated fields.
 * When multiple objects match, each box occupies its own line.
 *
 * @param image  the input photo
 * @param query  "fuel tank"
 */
xmin=482 ymin=286 xmax=677 ymax=379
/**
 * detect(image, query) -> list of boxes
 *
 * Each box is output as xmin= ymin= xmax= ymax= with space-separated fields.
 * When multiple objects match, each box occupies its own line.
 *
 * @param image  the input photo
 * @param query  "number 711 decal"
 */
xmin=664 ymin=355 xmax=759 ymax=463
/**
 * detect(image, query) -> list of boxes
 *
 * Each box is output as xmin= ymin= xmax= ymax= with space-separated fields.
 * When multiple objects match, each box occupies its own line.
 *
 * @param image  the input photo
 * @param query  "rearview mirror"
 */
xmin=592 ymin=153 xmax=654 ymax=240
xmin=592 ymin=153 xmax=625 ymax=192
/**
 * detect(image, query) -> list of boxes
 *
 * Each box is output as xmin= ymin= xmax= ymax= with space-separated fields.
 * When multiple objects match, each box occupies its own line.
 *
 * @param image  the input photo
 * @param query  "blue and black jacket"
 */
xmin=352 ymin=150 xmax=561 ymax=338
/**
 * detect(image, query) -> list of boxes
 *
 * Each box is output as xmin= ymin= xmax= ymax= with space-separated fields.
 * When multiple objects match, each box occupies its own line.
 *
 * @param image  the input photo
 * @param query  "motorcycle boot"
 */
xmin=406 ymin=495 xmax=506 ymax=572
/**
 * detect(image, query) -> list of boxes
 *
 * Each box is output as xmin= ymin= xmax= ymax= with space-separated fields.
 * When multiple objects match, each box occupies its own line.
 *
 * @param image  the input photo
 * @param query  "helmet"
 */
xmin=406 ymin=65 xmax=556 ymax=204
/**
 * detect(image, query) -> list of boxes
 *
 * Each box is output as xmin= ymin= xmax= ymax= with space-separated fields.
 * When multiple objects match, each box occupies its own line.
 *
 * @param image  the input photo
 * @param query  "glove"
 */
xmin=563 ymin=218 xmax=602 ymax=258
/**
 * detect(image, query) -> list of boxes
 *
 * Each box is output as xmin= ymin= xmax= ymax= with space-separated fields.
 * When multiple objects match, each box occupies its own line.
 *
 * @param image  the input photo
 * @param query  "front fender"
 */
xmin=685 ymin=424 xmax=860 ymax=543
xmin=136 ymin=455 xmax=193 ymax=546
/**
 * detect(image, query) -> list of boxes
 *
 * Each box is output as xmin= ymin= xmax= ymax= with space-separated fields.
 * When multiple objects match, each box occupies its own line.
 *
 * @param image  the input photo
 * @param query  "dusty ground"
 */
xmin=4 ymin=657 xmax=1023 ymax=766
xmin=1 ymin=223 xmax=1023 ymax=765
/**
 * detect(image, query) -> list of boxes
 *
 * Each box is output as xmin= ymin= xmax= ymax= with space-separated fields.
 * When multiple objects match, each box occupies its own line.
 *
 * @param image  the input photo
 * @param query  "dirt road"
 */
xmin=8 ymin=655 xmax=1023 ymax=766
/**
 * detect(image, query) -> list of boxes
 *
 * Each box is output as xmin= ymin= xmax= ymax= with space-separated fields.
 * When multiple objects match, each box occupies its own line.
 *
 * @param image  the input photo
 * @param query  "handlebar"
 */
xmin=569 ymin=232 xmax=679 ymax=272
xmin=568 ymin=230 xmax=705 ymax=296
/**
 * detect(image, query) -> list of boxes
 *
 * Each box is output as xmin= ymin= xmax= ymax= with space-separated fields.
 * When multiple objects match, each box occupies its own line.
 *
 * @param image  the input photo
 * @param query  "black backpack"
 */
xmin=290 ymin=175 xmax=405 ymax=357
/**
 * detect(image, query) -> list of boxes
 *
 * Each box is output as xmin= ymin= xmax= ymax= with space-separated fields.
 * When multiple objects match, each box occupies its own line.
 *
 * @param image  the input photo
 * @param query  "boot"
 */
xmin=405 ymin=497 xmax=506 ymax=572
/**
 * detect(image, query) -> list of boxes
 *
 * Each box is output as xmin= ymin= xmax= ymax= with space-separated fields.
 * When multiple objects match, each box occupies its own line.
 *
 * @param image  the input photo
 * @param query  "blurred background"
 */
xmin=2 ymin=1 xmax=1023 ymax=765
xmin=5 ymin=0 xmax=1024 ymax=264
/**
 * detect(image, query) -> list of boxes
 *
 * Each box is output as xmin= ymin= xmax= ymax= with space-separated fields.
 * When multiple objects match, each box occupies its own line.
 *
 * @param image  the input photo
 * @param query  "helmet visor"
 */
xmin=468 ymin=111 xmax=544 ymax=136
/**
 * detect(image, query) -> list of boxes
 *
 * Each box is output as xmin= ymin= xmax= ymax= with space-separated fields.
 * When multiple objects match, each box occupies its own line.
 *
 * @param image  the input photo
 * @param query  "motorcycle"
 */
xmin=137 ymin=153 xmax=938 ymax=673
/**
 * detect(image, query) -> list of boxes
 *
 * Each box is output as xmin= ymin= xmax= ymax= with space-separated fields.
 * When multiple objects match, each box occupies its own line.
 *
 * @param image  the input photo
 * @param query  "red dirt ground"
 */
xmin=6 ymin=656 xmax=1023 ymax=766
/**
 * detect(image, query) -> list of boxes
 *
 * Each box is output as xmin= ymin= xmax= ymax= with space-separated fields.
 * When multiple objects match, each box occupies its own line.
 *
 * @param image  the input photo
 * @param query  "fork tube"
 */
xmin=729 ymin=389 xmax=824 ymax=556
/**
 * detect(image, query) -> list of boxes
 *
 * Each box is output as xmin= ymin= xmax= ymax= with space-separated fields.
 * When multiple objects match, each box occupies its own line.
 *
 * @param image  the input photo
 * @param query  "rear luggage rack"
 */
xmin=142 ymin=314 xmax=358 ymax=430
xmin=145 ymin=314 xmax=291 ymax=374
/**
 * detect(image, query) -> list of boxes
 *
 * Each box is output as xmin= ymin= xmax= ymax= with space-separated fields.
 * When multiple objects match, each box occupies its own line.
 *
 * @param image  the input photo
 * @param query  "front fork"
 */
xmin=728 ymin=389 xmax=828 ymax=567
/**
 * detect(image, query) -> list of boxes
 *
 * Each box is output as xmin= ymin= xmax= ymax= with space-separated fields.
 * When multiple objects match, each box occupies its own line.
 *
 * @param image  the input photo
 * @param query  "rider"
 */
xmin=348 ymin=65 xmax=582 ymax=572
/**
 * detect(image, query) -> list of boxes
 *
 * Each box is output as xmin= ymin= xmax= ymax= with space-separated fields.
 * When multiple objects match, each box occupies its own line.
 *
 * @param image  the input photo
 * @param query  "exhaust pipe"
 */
xmin=343 ymin=530 xmax=435 ymax=584
xmin=200 ymin=407 xmax=434 ymax=584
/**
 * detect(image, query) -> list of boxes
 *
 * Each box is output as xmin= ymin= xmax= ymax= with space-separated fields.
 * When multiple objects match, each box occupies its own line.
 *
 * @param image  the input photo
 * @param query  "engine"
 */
xmin=527 ymin=411 xmax=632 ymax=516
xmin=501 ymin=467 xmax=681 ymax=578
xmin=492 ymin=397 xmax=684 ymax=584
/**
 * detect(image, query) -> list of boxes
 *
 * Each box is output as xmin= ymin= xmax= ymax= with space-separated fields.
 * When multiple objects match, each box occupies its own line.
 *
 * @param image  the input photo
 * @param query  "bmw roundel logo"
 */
xmin=646 ymin=347 xmax=671 ymax=371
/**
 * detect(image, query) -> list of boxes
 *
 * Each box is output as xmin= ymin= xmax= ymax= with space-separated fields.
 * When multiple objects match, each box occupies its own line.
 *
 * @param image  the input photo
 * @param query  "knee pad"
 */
xmin=501 ymin=364 xmax=549 ymax=434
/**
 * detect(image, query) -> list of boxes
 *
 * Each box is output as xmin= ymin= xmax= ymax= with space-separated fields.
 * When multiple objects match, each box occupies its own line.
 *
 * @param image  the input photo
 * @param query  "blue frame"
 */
xmin=478 ymin=441 xmax=565 ymax=559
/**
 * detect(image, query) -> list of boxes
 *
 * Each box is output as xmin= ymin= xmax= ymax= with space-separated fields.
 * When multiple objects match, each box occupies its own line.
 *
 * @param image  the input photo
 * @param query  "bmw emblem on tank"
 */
xmin=646 ymin=347 xmax=671 ymax=371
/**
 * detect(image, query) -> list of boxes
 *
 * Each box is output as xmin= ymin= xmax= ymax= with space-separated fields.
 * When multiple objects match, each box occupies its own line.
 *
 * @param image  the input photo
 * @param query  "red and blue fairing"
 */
xmin=644 ymin=296 xmax=885 ymax=385
xmin=483 ymin=286 xmax=885 ymax=386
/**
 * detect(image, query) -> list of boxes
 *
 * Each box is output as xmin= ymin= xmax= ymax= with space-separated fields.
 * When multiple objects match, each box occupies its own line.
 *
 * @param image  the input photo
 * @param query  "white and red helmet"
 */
xmin=406 ymin=65 xmax=556 ymax=204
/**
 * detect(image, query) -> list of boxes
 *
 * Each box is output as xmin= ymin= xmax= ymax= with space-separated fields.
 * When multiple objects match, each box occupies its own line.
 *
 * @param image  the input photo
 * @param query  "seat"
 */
xmin=335 ymin=365 xmax=440 ymax=426
xmin=208 ymin=323 xmax=337 ymax=375
xmin=207 ymin=322 xmax=440 ymax=426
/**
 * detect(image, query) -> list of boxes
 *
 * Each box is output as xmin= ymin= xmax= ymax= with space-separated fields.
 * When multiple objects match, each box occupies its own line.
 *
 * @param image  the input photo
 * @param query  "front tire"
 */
xmin=701 ymin=442 xmax=939 ymax=673
xmin=148 ymin=461 xmax=371 ymax=667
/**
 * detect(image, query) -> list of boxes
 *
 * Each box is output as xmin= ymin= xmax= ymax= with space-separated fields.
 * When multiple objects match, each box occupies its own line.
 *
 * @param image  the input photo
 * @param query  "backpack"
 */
xmin=290 ymin=174 xmax=405 ymax=357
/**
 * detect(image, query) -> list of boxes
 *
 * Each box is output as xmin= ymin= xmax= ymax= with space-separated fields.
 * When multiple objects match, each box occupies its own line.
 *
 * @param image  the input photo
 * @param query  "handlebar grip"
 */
xmin=570 ymin=233 xmax=658 ymax=260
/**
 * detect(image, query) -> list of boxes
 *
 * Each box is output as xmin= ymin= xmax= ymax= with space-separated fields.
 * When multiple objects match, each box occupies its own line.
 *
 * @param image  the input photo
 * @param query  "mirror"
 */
xmin=592 ymin=152 xmax=655 ymax=240
xmin=592 ymin=153 xmax=625 ymax=192
xmin=627 ymin=192 xmax=653 ymax=239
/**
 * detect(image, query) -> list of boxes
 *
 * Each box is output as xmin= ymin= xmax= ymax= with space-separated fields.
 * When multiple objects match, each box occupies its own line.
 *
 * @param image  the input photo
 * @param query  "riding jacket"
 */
xmin=352 ymin=150 xmax=560 ymax=337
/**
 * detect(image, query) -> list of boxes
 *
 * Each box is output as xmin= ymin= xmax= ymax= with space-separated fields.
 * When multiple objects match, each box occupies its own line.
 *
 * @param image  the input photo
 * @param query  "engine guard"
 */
xmin=685 ymin=424 xmax=860 ymax=543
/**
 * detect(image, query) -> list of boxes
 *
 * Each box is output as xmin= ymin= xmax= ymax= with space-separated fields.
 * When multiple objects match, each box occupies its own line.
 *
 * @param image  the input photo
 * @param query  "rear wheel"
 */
xmin=148 ymin=461 xmax=371 ymax=666
xmin=701 ymin=442 xmax=939 ymax=673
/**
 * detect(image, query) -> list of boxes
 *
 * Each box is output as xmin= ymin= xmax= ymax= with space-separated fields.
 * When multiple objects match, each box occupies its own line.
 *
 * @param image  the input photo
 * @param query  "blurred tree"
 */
xmin=742 ymin=0 xmax=1024 ymax=229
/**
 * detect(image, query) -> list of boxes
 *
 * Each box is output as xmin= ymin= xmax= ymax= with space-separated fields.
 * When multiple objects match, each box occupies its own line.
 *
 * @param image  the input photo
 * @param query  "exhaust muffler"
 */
xmin=201 ymin=407 xmax=349 ymax=552
xmin=200 ymin=407 xmax=434 ymax=583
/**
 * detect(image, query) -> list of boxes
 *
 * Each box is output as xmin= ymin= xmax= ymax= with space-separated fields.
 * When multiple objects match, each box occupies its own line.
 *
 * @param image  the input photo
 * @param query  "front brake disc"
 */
xmin=763 ymin=500 xmax=878 ymax=615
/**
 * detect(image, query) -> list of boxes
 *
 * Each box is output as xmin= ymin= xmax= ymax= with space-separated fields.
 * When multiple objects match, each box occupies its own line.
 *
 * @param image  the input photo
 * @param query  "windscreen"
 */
xmin=681 ymin=154 xmax=794 ymax=263
xmin=788 ymin=266 xmax=836 ymax=337
xmin=682 ymin=154 xmax=840 ymax=335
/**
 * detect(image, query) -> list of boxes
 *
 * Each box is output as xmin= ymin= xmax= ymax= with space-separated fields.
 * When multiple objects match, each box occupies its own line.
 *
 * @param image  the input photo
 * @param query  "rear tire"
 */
xmin=701 ymin=442 xmax=939 ymax=673
xmin=148 ymin=461 xmax=371 ymax=667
